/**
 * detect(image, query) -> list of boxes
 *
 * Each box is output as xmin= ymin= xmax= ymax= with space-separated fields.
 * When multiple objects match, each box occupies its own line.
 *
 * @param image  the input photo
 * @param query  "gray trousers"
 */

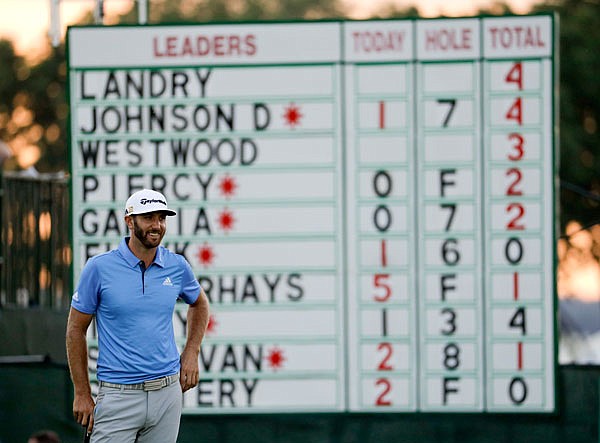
xmin=92 ymin=380 xmax=182 ymax=443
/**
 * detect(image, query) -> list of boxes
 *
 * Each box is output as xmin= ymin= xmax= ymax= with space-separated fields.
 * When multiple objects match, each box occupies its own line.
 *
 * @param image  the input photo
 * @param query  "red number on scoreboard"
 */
xmin=506 ymin=97 xmax=523 ymax=126
xmin=375 ymin=378 xmax=392 ymax=406
xmin=508 ymin=133 xmax=525 ymax=161
xmin=505 ymin=168 xmax=523 ymax=196
xmin=377 ymin=342 xmax=394 ymax=371
xmin=373 ymin=274 xmax=391 ymax=302
xmin=505 ymin=62 xmax=523 ymax=90
xmin=506 ymin=203 xmax=526 ymax=231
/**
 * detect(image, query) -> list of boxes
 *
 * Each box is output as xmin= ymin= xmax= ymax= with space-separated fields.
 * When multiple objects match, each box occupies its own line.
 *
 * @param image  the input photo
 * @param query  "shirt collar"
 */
xmin=118 ymin=237 xmax=165 ymax=268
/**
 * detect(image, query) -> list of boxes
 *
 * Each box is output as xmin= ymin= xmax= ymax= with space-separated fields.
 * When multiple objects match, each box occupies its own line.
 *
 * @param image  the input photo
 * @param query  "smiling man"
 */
xmin=66 ymin=189 xmax=210 ymax=442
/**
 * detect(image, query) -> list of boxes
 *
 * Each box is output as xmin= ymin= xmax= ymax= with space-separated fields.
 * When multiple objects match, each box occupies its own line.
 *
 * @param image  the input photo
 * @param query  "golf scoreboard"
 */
xmin=67 ymin=14 xmax=557 ymax=413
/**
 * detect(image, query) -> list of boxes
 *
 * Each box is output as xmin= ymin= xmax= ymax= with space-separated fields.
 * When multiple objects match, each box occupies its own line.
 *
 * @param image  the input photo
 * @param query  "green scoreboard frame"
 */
xmin=67 ymin=14 xmax=557 ymax=413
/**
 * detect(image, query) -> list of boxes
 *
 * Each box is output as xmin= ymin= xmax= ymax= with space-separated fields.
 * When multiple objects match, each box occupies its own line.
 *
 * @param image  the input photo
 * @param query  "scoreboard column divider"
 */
xmin=478 ymin=17 xmax=488 ymax=411
xmin=339 ymin=20 xmax=351 ymax=412
xmin=410 ymin=18 xmax=421 ymax=411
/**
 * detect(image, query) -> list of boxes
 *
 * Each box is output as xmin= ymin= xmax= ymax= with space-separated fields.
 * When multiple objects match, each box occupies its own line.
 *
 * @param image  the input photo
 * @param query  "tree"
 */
xmin=0 ymin=39 xmax=68 ymax=172
xmin=0 ymin=39 xmax=28 ymax=170
xmin=25 ymin=46 xmax=68 ymax=172
xmin=117 ymin=0 xmax=345 ymax=23
xmin=533 ymin=0 xmax=600 ymax=230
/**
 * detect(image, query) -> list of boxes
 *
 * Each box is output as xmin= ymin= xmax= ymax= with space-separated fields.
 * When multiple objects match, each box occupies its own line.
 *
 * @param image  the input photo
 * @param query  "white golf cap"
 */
xmin=124 ymin=189 xmax=177 ymax=216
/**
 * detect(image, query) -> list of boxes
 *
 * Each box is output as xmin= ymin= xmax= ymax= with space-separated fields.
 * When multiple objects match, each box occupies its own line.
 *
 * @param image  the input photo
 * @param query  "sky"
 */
xmin=0 ymin=0 xmax=540 ymax=60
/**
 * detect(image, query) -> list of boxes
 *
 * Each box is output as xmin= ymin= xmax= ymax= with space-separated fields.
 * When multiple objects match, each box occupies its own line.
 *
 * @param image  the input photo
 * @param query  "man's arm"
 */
xmin=180 ymin=287 xmax=210 ymax=392
xmin=65 ymin=307 xmax=95 ymax=432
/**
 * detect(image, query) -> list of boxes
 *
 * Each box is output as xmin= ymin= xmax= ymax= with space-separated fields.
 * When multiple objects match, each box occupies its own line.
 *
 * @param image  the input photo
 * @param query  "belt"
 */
xmin=99 ymin=373 xmax=179 ymax=392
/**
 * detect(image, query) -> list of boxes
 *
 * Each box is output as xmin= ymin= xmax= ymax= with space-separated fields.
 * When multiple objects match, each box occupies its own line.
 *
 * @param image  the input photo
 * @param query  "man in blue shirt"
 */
xmin=66 ymin=189 xmax=210 ymax=442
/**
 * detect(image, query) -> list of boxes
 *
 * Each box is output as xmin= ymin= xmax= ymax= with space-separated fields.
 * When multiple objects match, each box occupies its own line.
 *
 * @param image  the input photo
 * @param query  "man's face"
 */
xmin=131 ymin=212 xmax=167 ymax=249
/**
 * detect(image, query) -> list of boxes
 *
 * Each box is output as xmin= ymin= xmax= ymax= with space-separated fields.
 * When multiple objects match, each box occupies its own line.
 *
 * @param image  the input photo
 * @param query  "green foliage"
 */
xmin=368 ymin=5 xmax=420 ymax=19
xmin=26 ymin=47 xmax=68 ymax=172
xmin=0 ymin=39 xmax=25 ymax=169
xmin=532 ymin=1 xmax=600 ymax=229
xmin=118 ymin=0 xmax=345 ymax=23
xmin=0 ymin=40 xmax=22 ymax=108
xmin=0 ymin=40 xmax=67 ymax=172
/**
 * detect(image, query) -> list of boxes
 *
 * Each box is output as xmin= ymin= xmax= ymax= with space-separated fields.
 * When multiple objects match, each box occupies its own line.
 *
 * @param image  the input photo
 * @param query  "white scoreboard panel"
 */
xmin=68 ymin=15 xmax=557 ymax=413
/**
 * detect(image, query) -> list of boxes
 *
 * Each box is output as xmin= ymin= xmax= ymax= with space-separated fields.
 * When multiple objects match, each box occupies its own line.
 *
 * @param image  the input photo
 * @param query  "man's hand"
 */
xmin=180 ymin=348 xmax=200 ymax=392
xmin=179 ymin=289 xmax=209 ymax=392
xmin=66 ymin=307 xmax=95 ymax=434
xmin=73 ymin=393 xmax=95 ymax=434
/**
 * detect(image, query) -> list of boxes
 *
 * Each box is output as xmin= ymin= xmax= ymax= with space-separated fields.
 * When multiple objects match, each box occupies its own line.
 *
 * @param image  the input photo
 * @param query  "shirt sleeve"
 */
xmin=71 ymin=257 xmax=101 ymax=314
xmin=179 ymin=256 xmax=201 ymax=304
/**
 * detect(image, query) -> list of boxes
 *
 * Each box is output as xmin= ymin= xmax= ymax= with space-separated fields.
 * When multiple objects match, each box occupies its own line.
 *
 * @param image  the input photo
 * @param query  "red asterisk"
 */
xmin=283 ymin=103 xmax=303 ymax=129
xmin=218 ymin=208 xmax=235 ymax=232
xmin=219 ymin=174 xmax=237 ymax=199
xmin=197 ymin=243 xmax=215 ymax=267
xmin=265 ymin=346 xmax=286 ymax=371
xmin=206 ymin=314 xmax=217 ymax=335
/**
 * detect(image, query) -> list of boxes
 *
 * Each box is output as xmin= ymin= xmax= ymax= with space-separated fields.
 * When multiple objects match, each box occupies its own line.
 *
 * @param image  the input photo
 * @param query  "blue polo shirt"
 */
xmin=72 ymin=237 xmax=200 ymax=384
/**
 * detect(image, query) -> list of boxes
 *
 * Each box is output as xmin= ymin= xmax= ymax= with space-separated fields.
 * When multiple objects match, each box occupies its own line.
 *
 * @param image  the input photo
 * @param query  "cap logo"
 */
xmin=140 ymin=198 xmax=166 ymax=206
xmin=125 ymin=189 xmax=176 ymax=216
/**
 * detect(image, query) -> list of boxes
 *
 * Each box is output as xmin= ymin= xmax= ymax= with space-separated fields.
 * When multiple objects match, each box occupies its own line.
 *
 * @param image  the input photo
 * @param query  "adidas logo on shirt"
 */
xmin=162 ymin=277 xmax=173 ymax=286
